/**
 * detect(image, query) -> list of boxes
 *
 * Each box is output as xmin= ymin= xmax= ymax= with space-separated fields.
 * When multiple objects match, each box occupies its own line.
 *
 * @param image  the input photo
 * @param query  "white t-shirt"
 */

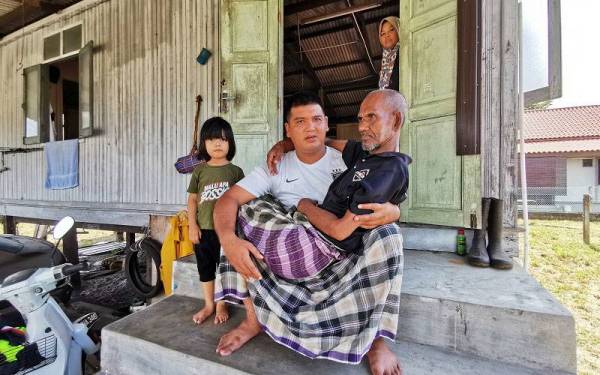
xmin=237 ymin=147 xmax=347 ymax=209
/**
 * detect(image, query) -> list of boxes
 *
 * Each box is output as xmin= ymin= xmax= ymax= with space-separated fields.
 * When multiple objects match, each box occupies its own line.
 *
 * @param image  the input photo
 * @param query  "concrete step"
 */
xmin=100 ymin=295 xmax=563 ymax=375
xmin=172 ymin=250 xmax=576 ymax=374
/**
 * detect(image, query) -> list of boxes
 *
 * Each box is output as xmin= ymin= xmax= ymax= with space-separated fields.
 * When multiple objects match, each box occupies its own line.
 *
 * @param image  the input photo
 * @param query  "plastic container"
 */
xmin=456 ymin=229 xmax=466 ymax=256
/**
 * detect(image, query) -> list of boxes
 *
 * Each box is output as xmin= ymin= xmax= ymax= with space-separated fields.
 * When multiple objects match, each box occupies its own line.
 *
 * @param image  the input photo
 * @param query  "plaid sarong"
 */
xmin=238 ymin=196 xmax=344 ymax=279
xmin=215 ymin=197 xmax=403 ymax=364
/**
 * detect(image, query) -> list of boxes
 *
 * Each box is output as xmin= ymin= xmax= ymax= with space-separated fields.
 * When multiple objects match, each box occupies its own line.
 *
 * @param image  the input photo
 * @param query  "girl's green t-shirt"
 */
xmin=187 ymin=163 xmax=244 ymax=229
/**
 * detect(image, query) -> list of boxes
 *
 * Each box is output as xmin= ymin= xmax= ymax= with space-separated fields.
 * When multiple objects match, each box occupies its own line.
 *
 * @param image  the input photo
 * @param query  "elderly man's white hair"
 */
xmin=365 ymin=89 xmax=408 ymax=126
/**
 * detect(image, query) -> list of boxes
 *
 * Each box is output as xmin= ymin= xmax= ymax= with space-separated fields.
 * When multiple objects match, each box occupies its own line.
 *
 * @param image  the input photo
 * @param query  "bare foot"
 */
xmin=367 ymin=338 xmax=402 ymax=375
xmin=214 ymin=301 xmax=229 ymax=325
xmin=192 ymin=304 xmax=214 ymax=325
xmin=215 ymin=317 xmax=261 ymax=356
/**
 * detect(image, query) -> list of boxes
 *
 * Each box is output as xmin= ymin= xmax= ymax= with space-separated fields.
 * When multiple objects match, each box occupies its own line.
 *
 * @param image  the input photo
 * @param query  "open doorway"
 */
xmin=283 ymin=0 xmax=399 ymax=139
xmin=48 ymin=57 xmax=79 ymax=141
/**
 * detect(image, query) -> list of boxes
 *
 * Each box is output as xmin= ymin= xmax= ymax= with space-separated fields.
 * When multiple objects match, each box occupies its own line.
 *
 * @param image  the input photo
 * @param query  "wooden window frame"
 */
xmin=22 ymin=65 xmax=49 ymax=145
xmin=42 ymin=22 xmax=83 ymax=64
xmin=23 ymin=37 xmax=93 ymax=145
xmin=522 ymin=0 xmax=562 ymax=106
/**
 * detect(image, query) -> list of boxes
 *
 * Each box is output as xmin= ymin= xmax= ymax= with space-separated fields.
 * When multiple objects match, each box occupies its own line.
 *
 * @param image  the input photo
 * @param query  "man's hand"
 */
xmin=220 ymin=234 xmax=264 ymax=281
xmin=189 ymin=224 xmax=201 ymax=244
xmin=353 ymin=203 xmax=400 ymax=229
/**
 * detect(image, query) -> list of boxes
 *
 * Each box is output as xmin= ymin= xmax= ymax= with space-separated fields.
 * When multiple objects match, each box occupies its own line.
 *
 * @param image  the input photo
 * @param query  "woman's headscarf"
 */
xmin=378 ymin=16 xmax=400 ymax=89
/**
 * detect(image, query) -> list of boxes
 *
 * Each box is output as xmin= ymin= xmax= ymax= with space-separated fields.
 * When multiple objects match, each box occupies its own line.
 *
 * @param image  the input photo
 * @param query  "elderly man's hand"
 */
xmin=353 ymin=202 xmax=400 ymax=229
xmin=297 ymin=198 xmax=317 ymax=214
xmin=267 ymin=141 xmax=286 ymax=175
xmin=220 ymin=234 xmax=263 ymax=281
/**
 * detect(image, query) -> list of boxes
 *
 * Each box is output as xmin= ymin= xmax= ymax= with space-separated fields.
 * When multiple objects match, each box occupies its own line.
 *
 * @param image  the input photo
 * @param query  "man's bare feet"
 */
xmin=215 ymin=317 xmax=261 ymax=356
xmin=366 ymin=338 xmax=402 ymax=375
xmin=214 ymin=301 xmax=229 ymax=324
xmin=216 ymin=298 xmax=261 ymax=356
xmin=192 ymin=303 xmax=214 ymax=325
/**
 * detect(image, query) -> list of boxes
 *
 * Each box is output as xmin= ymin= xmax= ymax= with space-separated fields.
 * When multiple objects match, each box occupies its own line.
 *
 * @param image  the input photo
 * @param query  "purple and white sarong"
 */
xmin=214 ymin=196 xmax=403 ymax=364
xmin=238 ymin=195 xmax=344 ymax=279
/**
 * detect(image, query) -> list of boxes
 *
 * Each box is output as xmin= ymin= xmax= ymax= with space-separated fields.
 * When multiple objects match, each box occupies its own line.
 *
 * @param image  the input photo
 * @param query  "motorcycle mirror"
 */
xmin=53 ymin=216 xmax=75 ymax=241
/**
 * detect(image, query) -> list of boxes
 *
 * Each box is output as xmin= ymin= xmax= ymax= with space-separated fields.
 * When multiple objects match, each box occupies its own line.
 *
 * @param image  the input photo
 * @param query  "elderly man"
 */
xmin=213 ymin=90 xmax=409 ymax=375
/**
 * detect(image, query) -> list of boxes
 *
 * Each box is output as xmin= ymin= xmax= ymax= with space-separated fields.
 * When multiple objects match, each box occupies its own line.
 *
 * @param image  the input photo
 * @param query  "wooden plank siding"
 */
xmin=480 ymin=0 xmax=519 ymax=226
xmin=0 ymin=0 xmax=221 ymax=225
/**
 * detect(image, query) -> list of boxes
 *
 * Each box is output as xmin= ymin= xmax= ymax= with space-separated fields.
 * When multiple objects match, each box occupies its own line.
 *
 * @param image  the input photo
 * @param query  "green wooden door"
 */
xmin=220 ymin=0 xmax=280 ymax=174
xmin=399 ymin=0 xmax=481 ymax=228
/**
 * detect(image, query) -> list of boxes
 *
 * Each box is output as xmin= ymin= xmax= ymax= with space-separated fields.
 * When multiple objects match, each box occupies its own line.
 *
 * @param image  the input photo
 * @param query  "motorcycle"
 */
xmin=0 ymin=217 xmax=99 ymax=375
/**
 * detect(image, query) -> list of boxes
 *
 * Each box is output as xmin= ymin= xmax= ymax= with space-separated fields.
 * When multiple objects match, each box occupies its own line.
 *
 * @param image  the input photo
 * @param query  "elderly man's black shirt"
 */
xmin=319 ymin=140 xmax=411 ymax=254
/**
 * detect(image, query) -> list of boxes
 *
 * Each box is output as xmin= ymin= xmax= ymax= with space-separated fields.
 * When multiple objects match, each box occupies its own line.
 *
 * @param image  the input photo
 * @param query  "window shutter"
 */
xmin=23 ymin=65 xmax=49 ymax=145
xmin=79 ymin=41 xmax=93 ymax=138
xmin=522 ymin=0 xmax=562 ymax=106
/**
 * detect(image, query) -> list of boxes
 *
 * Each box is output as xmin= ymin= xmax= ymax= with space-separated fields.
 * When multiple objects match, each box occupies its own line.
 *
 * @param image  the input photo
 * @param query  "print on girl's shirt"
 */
xmin=200 ymin=181 xmax=230 ymax=204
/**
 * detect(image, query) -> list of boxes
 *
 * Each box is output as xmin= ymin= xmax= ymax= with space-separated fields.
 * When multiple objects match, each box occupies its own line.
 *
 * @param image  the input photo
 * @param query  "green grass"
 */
xmin=0 ymin=222 xmax=117 ymax=247
xmin=526 ymin=219 xmax=600 ymax=375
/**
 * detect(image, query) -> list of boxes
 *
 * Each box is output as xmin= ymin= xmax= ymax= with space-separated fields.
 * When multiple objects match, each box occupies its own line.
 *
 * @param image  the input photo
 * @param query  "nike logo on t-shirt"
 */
xmin=285 ymin=178 xmax=299 ymax=183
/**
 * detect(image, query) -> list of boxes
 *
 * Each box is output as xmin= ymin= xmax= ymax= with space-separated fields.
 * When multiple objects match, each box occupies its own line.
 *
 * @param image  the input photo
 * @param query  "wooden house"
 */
xmin=0 ymin=0 xmax=555 ymax=253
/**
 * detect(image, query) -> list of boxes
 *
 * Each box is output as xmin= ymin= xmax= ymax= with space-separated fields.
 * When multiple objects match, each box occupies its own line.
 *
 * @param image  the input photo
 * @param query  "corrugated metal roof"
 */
xmin=284 ymin=0 xmax=400 ymax=123
xmin=317 ymin=63 xmax=372 ymax=86
xmin=0 ymin=0 xmax=19 ymax=18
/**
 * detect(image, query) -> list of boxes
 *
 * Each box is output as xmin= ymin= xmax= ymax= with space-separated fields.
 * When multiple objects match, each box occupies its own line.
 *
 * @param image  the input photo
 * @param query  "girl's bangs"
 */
xmin=204 ymin=127 xmax=228 ymax=141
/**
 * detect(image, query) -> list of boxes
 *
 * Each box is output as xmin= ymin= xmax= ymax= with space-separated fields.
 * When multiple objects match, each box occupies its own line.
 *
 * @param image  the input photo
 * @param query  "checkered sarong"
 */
xmin=238 ymin=196 xmax=344 ymax=279
xmin=215 ymin=197 xmax=403 ymax=364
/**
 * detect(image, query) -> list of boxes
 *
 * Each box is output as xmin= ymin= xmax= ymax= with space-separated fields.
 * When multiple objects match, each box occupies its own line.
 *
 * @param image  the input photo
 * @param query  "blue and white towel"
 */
xmin=45 ymin=139 xmax=79 ymax=189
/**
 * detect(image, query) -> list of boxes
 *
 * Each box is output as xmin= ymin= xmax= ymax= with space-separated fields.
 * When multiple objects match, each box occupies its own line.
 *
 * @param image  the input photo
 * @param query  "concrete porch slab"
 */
xmin=171 ymin=250 xmax=576 ymax=373
xmin=100 ymin=295 xmax=559 ymax=375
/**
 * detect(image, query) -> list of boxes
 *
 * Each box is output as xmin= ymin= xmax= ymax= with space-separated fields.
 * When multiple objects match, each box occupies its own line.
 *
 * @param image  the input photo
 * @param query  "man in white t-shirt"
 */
xmin=213 ymin=91 xmax=403 ymax=375
xmin=236 ymin=142 xmax=346 ymax=210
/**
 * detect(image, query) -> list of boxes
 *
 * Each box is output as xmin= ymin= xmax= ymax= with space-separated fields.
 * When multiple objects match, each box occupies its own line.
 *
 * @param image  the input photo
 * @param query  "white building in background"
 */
xmin=523 ymin=105 xmax=600 ymax=212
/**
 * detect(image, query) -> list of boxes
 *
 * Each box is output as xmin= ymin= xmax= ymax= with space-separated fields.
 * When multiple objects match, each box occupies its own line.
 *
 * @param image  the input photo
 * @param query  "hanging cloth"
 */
xmin=160 ymin=211 xmax=195 ymax=295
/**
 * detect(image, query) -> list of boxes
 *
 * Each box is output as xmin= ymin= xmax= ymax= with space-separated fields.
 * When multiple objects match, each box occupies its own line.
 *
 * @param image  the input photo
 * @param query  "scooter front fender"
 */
xmin=72 ymin=323 xmax=99 ymax=355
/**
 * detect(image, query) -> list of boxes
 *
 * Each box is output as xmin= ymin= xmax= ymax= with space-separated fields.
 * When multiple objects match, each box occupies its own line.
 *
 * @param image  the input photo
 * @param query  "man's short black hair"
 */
xmin=284 ymin=91 xmax=324 ymax=121
xmin=198 ymin=116 xmax=236 ymax=161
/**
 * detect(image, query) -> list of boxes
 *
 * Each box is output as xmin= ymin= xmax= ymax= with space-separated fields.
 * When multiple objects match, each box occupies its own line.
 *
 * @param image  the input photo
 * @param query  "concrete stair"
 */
xmin=100 ymin=250 xmax=577 ymax=375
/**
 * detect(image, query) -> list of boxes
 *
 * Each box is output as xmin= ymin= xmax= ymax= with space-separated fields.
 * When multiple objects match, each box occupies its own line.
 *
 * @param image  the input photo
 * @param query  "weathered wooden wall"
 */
xmin=0 ymin=0 xmax=221 ymax=224
xmin=480 ymin=0 xmax=519 ymax=226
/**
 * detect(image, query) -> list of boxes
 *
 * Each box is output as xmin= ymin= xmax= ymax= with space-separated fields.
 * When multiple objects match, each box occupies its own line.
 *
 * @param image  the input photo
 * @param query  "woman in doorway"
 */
xmin=378 ymin=16 xmax=400 ymax=91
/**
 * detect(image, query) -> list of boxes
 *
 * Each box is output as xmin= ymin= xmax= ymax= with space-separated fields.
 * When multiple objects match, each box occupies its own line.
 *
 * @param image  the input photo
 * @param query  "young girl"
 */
xmin=187 ymin=117 xmax=244 ymax=325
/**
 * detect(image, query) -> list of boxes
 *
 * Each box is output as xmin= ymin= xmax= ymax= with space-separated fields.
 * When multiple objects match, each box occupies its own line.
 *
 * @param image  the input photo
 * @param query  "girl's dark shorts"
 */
xmin=193 ymin=229 xmax=222 ymax=282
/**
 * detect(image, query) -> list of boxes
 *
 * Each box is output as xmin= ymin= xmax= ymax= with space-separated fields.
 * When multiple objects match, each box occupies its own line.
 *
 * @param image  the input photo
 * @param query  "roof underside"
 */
xmin=284 ymin=0 xmax=399 ymax=125
xmin=0 ymin=0 xmax=82 ymax=38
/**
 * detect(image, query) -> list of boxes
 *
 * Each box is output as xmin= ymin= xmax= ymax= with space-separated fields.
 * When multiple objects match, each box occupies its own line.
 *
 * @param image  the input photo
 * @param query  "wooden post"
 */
xmin=2 ymin=216 xmax=16 ymax=234
xmin=115 ymin=232 xmax=124 ymax=242
xmin=126 ymin=232 xmax=135 ymax=248
xmin=583 ymin=194 xmax=591 ymax=245
xmin=63 ymin=226 xmax=81 ymax=288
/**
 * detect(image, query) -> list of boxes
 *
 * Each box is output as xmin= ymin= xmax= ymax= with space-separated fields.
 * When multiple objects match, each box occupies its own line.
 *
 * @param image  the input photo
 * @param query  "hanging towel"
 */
xmin=45 ymin=139 xmax=79 ymax=189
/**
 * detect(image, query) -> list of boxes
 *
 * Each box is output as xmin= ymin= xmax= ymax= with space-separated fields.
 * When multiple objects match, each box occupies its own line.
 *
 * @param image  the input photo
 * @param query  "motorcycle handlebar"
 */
xmin=61 ymin=261 xmax=89 ymax=276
